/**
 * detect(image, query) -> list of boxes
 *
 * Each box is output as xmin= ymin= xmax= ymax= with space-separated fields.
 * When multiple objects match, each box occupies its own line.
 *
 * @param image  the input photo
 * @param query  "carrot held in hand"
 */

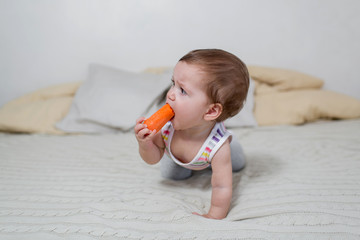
xmin=144 ymin=103 xmax=174 ymax=132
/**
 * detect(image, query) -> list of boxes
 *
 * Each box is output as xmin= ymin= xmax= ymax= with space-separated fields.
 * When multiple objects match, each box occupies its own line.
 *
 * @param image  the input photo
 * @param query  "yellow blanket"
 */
xmin=0 ymin=82 xmax=82 ymax=134
xmin=0 ymin=66 xmax=359 ymax=134
xmin=248 ymin=66 xmax=360 ymax=126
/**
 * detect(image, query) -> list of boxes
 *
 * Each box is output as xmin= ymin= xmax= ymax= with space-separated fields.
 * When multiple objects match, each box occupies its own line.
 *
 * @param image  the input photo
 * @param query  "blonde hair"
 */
xmin=179 ymin=49 xmax=249 ymax=122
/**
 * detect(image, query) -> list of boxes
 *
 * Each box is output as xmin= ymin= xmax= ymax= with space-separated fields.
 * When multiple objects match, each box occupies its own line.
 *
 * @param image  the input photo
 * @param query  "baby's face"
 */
xmin=166 ymin=61 xmax=212 ymax=130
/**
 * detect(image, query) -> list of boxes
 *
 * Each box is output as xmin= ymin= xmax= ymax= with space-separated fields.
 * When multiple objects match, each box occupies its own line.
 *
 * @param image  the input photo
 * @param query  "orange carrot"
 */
xmin=144 ymin=103 xmax=174 ymax=132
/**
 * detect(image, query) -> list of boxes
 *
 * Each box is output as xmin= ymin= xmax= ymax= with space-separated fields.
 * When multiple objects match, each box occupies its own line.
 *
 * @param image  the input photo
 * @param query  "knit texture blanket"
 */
xmin=1 ymin=119 xmax=359 ymax=239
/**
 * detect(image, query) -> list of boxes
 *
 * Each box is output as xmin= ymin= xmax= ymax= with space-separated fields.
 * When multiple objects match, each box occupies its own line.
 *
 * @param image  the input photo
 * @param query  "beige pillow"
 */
xmin=144 ymin=66 xmax=173 ymax=74
xmin=253 ymin=81 xmax=280 ymax=95
xmin=0 ymin=82 xmax=81 ymax=134
xmin=248 ymin=65 xmax=324 ymax=91
xmin=254 ymin=90 xmax=360 ymax=126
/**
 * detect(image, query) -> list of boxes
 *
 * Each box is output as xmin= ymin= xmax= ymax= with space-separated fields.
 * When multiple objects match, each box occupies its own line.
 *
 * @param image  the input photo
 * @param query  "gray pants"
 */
xmin=161 ymin=139 xmax=246 ymax=180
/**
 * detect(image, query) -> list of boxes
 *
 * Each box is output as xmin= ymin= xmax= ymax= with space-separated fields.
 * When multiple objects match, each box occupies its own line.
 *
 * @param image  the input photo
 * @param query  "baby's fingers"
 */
xmin=136 ymin=117 xmax=146 ymax=125
xmin=134 ymin=122 xmax=146 ymax=134
xmin=134 ymin=116 xmax=157 ymax=141
xmin=137 ymin=128 xmax=156 ymax=140
xmin=134 ymin=117 xmax=147 ymax=133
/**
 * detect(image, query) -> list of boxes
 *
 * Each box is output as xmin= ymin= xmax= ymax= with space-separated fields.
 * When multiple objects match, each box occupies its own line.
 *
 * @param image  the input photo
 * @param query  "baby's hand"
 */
xmin=192 ymin=212 xmax=223 ymax=220
xmin=134 ymin=117 xmax=157 ymax=143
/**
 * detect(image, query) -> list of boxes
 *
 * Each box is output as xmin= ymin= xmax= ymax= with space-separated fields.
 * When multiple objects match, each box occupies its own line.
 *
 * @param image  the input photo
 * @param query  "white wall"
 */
xmin=1 ymin=0 xmax=359 ymax=107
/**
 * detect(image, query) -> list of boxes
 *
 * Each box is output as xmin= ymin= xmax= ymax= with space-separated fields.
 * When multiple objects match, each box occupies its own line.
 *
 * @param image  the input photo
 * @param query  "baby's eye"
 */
xmin=180 ymin=88 xmax=187 ymax=95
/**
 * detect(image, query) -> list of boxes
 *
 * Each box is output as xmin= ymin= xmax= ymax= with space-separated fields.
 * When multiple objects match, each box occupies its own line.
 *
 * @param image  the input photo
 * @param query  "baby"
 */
xmin=135 ymin=49 xmax=249 ymax=219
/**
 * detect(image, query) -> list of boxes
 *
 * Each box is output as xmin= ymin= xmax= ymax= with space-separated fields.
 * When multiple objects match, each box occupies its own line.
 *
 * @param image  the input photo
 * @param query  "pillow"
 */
xmin=254 ymin=89 xmax=360 ymax=126
xmin=225 ymin=78 xmax=257 ymax=128
xmin=56 ymin=64 xmax=172 ymax=133
xmin=248 ymin=65 xmax=324 ymax=91
xmin=0 ymin=82 xmax=81 ymax=134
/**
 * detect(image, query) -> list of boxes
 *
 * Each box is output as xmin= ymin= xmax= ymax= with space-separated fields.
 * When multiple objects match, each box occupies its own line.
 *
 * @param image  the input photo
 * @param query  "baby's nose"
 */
xmin=167 ymin=88 xmax=175 ymax=101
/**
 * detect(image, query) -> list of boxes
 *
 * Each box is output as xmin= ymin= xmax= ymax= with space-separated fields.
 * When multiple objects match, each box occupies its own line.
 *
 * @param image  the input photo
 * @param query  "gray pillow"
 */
xmin=56 ymin=64 xmax=171 ymax=133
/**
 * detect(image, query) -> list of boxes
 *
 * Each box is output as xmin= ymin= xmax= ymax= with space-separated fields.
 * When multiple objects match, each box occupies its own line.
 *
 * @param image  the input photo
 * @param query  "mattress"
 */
xmin=1 ymin=119 xmax=359 ymax=239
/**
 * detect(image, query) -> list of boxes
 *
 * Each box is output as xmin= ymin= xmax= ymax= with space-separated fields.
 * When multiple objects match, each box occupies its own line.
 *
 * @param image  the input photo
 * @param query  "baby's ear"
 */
xmin=204 ymin=103 xmax=222 ymax=121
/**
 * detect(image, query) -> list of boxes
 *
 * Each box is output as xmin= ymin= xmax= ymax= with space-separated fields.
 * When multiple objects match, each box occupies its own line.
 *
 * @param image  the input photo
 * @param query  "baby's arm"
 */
xmin=197 ymin=140 xmax=233 ymax=219
xmin=134 ymin=117 xmax=165 ymax=165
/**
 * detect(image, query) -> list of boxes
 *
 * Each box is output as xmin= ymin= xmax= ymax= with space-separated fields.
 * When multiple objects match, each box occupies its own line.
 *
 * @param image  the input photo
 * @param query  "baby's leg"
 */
xmin=230 ymin=139 xmax=246 ymax=172
xmin=160 ymin=154 xmax=192 ymax=180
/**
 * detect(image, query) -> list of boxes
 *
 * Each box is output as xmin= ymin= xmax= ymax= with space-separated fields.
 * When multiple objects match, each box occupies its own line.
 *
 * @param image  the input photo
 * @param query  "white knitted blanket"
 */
xmin=1 ymin=120 xmax=359 ymax=239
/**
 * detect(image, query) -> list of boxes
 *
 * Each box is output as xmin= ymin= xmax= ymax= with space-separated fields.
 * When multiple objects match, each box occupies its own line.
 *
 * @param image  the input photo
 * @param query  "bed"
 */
xmin=1 ymin=65 xmax=360 ymax=239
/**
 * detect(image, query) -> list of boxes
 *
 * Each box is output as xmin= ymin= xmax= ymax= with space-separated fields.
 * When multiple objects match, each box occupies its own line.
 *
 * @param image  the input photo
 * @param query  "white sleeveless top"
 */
xmin=161 ymin=122 xmax=232 ymax=170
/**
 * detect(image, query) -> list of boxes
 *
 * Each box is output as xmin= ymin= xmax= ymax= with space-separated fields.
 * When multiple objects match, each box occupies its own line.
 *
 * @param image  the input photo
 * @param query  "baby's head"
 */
xmin=179 ymin=49 xmax=249 ymax=122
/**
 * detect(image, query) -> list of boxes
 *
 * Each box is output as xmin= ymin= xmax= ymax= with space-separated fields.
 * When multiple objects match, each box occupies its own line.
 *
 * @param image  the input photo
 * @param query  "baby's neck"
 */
xmin=176 ymin=121 xmax=216 ymax=141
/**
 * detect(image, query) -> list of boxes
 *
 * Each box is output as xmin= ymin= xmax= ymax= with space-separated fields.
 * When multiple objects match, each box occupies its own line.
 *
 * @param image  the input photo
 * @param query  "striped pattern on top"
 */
xmin=161 ymin=122 xmax=231 ymax=170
